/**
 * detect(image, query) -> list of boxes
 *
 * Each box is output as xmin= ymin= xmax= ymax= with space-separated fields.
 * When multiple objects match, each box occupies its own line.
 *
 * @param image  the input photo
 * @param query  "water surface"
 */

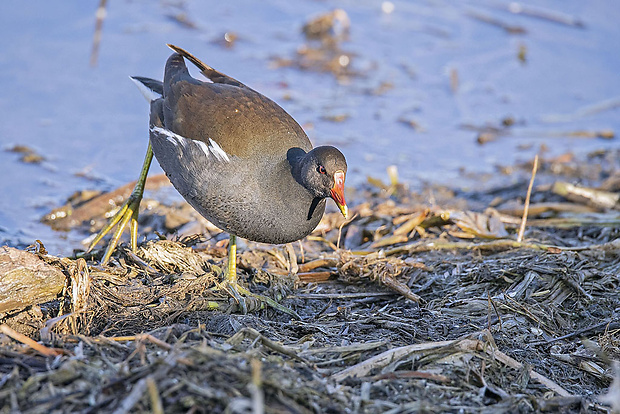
xmin=0 ymin=0 xmax=618 ymax=255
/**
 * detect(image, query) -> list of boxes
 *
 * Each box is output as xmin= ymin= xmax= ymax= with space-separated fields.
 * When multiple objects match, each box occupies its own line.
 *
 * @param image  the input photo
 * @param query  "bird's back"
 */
xmin=162 ymin=53 xmax=313 ymax=159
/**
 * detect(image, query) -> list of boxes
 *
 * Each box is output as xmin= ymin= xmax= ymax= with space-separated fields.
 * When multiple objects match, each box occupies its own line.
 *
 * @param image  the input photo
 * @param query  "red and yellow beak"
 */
xmin=330 ymin=170 xmax=348 ymax=218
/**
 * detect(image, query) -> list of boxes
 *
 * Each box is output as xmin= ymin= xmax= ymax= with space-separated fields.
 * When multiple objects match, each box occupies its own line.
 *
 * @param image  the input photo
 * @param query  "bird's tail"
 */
xmin=130 ymin=76 xmax=163 ymax=102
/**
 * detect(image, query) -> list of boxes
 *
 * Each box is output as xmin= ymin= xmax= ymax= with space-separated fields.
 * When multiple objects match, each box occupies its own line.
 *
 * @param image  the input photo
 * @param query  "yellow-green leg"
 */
xmin=87 ymin=143 xmax=154 ymax=265
xmin=220 ymin=234 xmax=300 ymax=318
xmin=226 ymin=234 xmax=237 ymax=283
xmin=220 ymin=234 xmax=247 ymax=313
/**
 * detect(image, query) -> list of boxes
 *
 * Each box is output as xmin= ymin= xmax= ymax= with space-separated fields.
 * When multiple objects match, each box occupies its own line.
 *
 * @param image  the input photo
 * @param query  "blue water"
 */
xmin=0 ymin=0 xmax=618 ymax=255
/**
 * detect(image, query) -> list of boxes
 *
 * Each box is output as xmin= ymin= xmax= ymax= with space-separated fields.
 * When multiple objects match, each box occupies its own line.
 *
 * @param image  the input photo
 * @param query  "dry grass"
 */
xmin=1 ymin=150 xmax=620 ymax=413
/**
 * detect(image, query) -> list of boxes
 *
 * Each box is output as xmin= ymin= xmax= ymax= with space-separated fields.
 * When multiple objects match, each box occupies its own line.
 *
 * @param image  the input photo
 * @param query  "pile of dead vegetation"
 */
xmin=1 ymin=150 xmax=619 ymax=413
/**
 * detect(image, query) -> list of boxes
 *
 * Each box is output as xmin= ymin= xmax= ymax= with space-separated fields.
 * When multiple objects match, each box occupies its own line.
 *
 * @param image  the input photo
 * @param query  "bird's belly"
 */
xmin=183 ymin=190 xmax=325 ymax=244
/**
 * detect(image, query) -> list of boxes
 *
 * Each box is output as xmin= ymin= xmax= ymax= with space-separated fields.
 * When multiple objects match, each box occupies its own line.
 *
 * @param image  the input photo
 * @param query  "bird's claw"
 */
xmin=215 ymin=276 xmax=300 ymax=319
xmin=219 ymin=279 xmax=248 ymax=314
xmin=86 ymin=193 xmax=142 ymax=265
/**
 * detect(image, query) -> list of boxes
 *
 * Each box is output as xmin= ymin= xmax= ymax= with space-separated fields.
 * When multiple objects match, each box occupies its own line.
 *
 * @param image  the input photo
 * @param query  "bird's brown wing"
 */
xmin=161 ymin=47 xmax=312 ymax=159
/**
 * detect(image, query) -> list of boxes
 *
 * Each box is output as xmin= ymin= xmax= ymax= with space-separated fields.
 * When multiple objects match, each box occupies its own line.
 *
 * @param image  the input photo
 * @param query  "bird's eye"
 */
xmin=317 ymin=165 xmax=327 ymax=175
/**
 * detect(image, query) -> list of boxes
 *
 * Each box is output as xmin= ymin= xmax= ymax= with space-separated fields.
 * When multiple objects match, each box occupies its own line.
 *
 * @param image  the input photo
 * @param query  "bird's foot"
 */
xmin=86 ymin=144 xmax=154 ymax=265
xmin=215 ymin=274 xmax=300 ymax=319
xmin=212 ymin=234 xmax=300 ymax=318
xmin=86 ymin=190 xmax=143 ymax=265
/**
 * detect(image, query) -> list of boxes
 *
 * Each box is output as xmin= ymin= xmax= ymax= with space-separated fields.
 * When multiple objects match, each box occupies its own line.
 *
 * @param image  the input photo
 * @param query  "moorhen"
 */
xmin=88 ymin=45 xmax=348 ymax=311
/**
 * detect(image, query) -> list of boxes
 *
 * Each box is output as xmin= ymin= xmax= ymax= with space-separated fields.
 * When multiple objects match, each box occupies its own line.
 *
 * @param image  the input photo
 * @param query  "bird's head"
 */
xmin=297 ymin=146 xmax=348 ymax=218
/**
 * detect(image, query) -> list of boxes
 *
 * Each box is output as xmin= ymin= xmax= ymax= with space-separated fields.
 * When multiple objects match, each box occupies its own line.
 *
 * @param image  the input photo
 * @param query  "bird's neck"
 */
xmin=287 ymin=147 xmax=308 ymax=187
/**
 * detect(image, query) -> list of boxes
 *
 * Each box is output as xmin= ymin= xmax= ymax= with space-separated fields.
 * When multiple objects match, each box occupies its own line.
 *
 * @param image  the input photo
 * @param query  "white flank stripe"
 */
xmin=151 ymin=126 xmax=182 ymax=143
xmin=150 ymin=126 xmax=230 ymax=163
xmin=208 ymin=138 xmax=230 ymax=162
xmin=196 ymin=141 xmax=211 ymax=157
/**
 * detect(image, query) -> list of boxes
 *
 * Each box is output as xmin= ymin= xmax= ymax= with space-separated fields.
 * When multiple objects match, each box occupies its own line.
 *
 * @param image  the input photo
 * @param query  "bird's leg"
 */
xmin=220 ymin=234 xmax=248 ymax=313
xmin=280 ymin=242 xmax=300 ymax=292
xmin=218 ymin=234 xmax=300 ymax=318
xmin=87 ymin=142 xmax=154 ymax=265
xmin=225 ymin=234 xmax=237 ymax=284
xmin=285 ymin=243 xmax=299 ymax=276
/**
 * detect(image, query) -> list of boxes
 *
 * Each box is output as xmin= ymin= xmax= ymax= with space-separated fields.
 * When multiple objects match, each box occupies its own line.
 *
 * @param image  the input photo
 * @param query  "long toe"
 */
xmin=221 ymin=280 xmax=248 ymax=314
xmin=87 ymin=193 xmax=142 ymax=265
xmin=214 ymin=275 xmax=299 ymax=318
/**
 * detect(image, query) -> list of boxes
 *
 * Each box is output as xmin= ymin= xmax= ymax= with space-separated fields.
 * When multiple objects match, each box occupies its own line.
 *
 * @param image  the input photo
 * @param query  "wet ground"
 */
xmin=0 ymin=148 xmax=619 ymax=413
xmin=1 ymin=1 xmax=619 ymax=255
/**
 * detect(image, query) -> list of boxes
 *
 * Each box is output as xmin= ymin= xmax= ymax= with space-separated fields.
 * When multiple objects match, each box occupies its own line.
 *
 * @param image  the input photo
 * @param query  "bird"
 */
xmin=88 ymin=44 xmax=348 ymax=313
